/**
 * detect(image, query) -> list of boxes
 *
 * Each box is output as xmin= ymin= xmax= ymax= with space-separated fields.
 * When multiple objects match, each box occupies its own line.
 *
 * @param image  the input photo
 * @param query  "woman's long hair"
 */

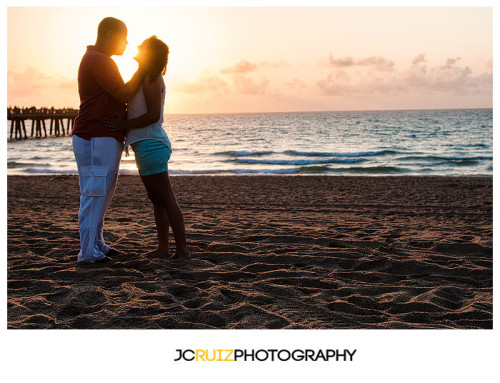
xmin=141 ymin=36 xmax=169 ymax=80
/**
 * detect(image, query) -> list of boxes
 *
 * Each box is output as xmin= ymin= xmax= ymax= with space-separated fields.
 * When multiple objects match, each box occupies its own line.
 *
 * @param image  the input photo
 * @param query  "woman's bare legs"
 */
xmin=141 ymin=171 xmax=190 ymax=261
xmin=144 ymin=204 xmax=170 ymax=258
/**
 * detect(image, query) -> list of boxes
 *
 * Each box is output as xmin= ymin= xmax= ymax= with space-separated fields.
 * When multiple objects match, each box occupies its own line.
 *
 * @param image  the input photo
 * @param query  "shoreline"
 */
xmin=6 ymin=173 xmax=494 ymax=178
xmin=8 ymin=175 xmax=492 ymax=329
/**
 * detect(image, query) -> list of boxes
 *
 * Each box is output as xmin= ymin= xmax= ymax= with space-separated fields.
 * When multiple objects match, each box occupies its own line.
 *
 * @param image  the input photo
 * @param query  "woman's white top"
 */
xmin=125 ymin=78 xmax=172 ymax=149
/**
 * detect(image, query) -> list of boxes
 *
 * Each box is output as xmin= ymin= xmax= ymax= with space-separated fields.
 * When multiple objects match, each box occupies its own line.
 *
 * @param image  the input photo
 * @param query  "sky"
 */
xmin=6 ymin=6 xmax=493 ymax=113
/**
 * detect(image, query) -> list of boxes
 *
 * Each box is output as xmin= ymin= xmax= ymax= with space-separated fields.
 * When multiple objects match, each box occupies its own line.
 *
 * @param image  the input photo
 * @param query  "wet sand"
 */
xmin=7 ymin=175 xmax=492 ymax=329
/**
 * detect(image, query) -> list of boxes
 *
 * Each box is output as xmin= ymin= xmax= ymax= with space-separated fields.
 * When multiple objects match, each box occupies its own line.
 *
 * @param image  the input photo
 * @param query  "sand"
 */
xmin=7 ymin=175 xmax=492 ymax=329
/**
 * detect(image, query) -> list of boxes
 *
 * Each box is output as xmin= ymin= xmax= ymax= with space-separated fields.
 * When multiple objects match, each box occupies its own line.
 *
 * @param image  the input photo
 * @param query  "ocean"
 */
xmin=7 ymin=109 xmax=492 ymax=176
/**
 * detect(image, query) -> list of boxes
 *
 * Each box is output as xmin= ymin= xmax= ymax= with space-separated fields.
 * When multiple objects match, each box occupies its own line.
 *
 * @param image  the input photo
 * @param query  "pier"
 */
xmin=8 ymin=107 xmax=78 ymax=140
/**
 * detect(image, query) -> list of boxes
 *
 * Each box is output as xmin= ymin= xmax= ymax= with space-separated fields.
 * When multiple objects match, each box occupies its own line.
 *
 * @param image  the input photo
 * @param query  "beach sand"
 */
xmin=7 ymin=175 xmax=492 ymax=329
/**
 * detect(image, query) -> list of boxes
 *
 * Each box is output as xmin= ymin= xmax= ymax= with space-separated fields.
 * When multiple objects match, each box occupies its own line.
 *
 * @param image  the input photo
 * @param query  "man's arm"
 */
xmin=104 ymin=75 xmax=163 ymax=131
xmin=110 ymin=68 xmax=145 ymax=104
xmin=91 ymin=57 xmax=145 ymax=103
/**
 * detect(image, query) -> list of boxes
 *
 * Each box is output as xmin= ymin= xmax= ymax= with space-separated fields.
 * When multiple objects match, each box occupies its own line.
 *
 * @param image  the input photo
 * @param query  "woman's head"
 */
xmin=135 ymin=36 xmax=169 ymax=78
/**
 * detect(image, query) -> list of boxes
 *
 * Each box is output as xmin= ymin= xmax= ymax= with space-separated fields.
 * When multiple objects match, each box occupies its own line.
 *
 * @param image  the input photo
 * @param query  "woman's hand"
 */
xmin=103 ymin=118 xmax=128 ymax=131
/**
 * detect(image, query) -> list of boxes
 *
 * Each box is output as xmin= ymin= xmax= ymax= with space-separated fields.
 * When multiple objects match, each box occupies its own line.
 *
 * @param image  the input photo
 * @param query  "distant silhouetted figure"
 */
xmin=72 ymin=17 xmax=145 ymax=263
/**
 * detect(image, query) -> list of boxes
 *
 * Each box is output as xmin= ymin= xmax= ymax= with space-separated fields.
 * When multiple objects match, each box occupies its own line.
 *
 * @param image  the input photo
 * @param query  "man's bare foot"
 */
xmin=170 ymin=248 xmax=191 ymax=263
xmin=144 ymin=248 xmax=170 ymax=259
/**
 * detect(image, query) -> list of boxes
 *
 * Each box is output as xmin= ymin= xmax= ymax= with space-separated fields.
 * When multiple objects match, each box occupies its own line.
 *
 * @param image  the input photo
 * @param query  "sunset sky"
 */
xmin=7 ymin=6 xmax=493 ymax=113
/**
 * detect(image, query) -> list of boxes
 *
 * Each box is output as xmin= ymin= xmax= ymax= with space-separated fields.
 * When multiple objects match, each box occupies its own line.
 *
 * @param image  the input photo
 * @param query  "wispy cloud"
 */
xmin=172 ymin=76 xmax=229 ymax=94
xmin=285 ymin=78 xmax=308 ymax=90
xmin=220 ymin=60 xmax=258 ymax=74
xmin=232 ymin=75 xmax=269 ymax=95
xmin=405 ymin=55 xmax=485 ymax=93
xmin=259 ymin=60 xmax=289 ymax=69
xmin=412 ymin=53 xmax=426 ymax=66
xmin=328 ymin=54 xmax=395 ymax=71
xmin=219 ymin=59 xmax=289 ymax=75
xmin=317 ymin=71 xmax=352 ymax=95
xmin=173 ymin=71 xmax=269 ymax=96
xmin=7 ymin=67 xmax=77 ymax=107
xmin=317 ymin=54 xmax=492 ymax=97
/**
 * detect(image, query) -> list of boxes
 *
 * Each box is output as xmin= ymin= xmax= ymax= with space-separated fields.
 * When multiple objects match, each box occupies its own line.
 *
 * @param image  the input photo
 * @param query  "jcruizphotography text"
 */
xmin=174 ymin=349 xmax=357 ymax=362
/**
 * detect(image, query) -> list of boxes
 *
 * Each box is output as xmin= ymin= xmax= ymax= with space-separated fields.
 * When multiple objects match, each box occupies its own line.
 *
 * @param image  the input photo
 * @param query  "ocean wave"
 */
xmin=400 ymin=155 xmax=492 ymax=161
xmin=233 ymin=158 xmax=365 ymax=165
xmin=398 ymin=155 xmax=492 ymax=166
xmin=25 ymin=168 xmax=78 ymax=174
xmin=158 ymin=164 xmax=406 ymax=175
xmin=328 ymin=166 xmax=410 ymax=174
xmin=283 ymin=149 xmax=397 ymax=157
xmin=215 ymin=150 xmax=274 ymax=157
xmin=234 ymin=168 xmax=300 ymax=174
xmin=464 ymin=143 xmax=489 ymax=148
xmin=168 ymin=165 xmax=408 ymax=175
xmin=118 ymin=169 xmax=140 ymax=175
xmin=167 ymin=168 xmax=302 ymax=175
xmin=215 ymin=149 xmax=396 ymax=158
xmin=8 ymin=161 xmax=53 ymax=168
xmin=297 ymin=165 xmax=333 ymax=174
xmin=168 ymin=169 xmax=225 ymax=175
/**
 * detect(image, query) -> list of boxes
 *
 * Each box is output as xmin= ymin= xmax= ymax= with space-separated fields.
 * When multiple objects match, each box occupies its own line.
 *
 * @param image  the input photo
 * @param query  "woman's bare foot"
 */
xmin=144 ymin=247 xmax=170 ymax=259
xmin=170 ymin=248 xmax=191 ymax=263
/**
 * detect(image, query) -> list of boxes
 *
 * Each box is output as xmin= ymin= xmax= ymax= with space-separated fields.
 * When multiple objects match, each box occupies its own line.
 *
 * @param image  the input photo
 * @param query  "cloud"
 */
xmin=7 ymin=67 xmax=78 ymax=107
xmin=486 ymin=59 xmax=493 ymax=70
xmin=285 ymin=78 xmax=308 ymax=90
xmin=220 ymin=60 xmax=258 ymax=74
xmin=8 ymin=68 xmax=75 ymax=95
xmin=406 ymin=55 xmax=486 ymax=93
xmin=172 ymin=72 xmax=270 ymax=96
xmin=328 ymin=54 xmax=395 ymax=71
xmin=58 ymin=79 xmax=77 ymax=90
xmin=259 ymin=60 xmax=289 ymax=68
xmin=219 ymin=59 xmax=288 ymax=75
xmin=172 ymin=76 xmax=229 ymax=94
xmin=316 ymin=71 xmax=352 ymax=95
xmin=317 ymin=55 xmax=492 ymax=97
xmin=412 ymin=53 xmax=426 ymax=66
xmin=232 ymin=75 xmax=269 ymax=95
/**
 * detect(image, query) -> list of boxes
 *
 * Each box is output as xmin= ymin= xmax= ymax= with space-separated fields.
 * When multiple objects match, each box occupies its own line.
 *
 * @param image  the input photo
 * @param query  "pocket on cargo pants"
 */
xmin=81 ymin=166 xmax=108 ymax=197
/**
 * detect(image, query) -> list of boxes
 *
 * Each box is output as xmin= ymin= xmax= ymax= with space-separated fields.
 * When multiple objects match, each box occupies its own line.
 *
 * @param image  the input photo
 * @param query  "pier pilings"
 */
xmin=8 ymin=107 xmax=78 ymax=140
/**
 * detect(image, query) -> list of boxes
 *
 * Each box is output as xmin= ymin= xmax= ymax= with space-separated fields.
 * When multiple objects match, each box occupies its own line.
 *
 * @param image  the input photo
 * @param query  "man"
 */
xmin=72 ymin=17 xmax=144 ymax=263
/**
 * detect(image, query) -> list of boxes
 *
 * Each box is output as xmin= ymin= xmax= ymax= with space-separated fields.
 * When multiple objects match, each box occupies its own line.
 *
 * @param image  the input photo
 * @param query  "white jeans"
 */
xmin=73 ymin=135 xmax=123 ymax=262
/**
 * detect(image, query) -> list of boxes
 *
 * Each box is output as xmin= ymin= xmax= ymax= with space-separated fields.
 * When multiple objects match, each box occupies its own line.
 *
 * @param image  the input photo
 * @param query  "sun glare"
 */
xmin=113 ymin=41 xmax=140 ymax=81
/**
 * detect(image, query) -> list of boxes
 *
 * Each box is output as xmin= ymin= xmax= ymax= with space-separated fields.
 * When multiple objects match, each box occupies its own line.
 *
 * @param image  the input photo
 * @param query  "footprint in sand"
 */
xmin=182 ymin=297 xmax=205 ymax=309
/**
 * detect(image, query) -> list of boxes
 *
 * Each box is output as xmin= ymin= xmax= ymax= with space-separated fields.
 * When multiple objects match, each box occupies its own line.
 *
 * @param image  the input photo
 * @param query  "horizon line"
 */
xmin=163 ymin=107 xmax=493 ymax=117
xmin=5 ymin=106 xmax=493 ymax=116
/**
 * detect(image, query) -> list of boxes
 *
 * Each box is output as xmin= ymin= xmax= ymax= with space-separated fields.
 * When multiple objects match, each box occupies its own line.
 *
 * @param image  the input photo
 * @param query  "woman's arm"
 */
xmin=104 ymin=75 xmax=163 ymax=131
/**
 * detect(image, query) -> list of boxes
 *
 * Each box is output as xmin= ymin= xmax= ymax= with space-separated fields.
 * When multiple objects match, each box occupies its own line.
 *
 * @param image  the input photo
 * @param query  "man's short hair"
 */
xmin=97 ymin=17 xmax=126 ymax=38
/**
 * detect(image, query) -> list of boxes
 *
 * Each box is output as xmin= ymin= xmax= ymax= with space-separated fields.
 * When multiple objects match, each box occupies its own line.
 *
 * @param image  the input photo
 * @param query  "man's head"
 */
xmin=96 ymin=17 xmax=128 ymax=56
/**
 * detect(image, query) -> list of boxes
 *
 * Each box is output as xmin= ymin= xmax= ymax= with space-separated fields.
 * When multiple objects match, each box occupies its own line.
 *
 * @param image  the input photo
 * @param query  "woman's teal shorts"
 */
xmin=131 ymin=139 xmax=171 ymax=176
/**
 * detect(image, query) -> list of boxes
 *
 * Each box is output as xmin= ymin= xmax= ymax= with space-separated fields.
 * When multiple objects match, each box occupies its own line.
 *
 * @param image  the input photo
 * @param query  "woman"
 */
xmin=105 ymin=36 xmax=190 ymax=262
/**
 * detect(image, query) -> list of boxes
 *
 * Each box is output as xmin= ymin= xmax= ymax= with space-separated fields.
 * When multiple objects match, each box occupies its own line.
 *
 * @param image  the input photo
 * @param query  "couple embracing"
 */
xmin=72 ymin=17 xmax=190 ymax=264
